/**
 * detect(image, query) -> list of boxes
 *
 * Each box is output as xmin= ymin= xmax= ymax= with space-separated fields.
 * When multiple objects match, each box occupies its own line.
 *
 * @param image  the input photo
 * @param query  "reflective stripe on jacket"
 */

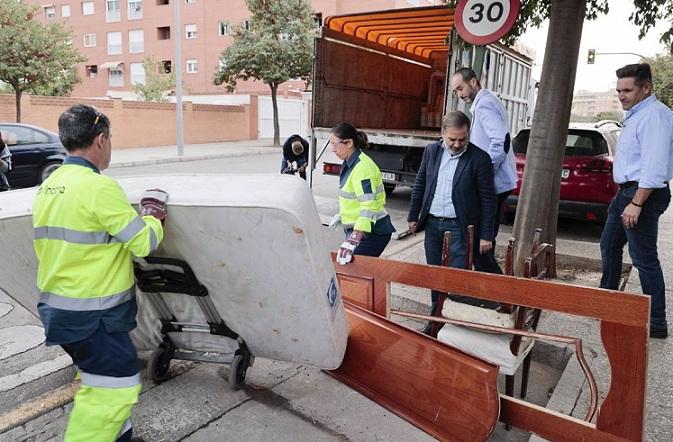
xmin=339 ymin=151 xmax=388 ymax=233
xmin=32 ymin=163 xmax=163 ymax=309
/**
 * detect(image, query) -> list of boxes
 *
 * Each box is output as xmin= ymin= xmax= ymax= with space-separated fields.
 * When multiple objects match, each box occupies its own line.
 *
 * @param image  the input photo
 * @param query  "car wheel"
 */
xmin=39 ymin=161 xmax=62 ymax=184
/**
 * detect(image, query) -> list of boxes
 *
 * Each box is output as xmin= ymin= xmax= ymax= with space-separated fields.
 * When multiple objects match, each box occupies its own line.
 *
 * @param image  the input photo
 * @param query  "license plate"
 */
xmin=381 ymin=172 xmax=396 ymax=181
xmin=561 ymin=169 xmax=570 ymax=179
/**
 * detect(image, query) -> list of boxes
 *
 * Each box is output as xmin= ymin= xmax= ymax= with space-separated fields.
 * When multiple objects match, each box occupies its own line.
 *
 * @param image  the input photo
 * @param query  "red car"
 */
xmin=504 ymin=121 xmax=622 ymax=223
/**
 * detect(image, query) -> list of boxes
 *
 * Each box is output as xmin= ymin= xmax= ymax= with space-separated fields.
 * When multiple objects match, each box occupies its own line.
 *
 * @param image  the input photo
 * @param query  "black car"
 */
xmin=0 ymin=123 xmax=66 ymax=189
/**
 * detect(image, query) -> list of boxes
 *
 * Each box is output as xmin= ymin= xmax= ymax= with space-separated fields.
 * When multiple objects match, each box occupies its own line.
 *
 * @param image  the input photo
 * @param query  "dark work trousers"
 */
xmin=600 ymin=184 xmax=671 ymax=330
xmin=473 ymin=190 xmax=511 ymax=275
xmin=345 ymin=228 xmax=392 ymax=258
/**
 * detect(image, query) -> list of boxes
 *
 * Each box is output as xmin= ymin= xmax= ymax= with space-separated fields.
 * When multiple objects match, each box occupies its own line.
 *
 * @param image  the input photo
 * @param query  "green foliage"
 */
xmin=213 ymin=0 xmax=315 ymax=91
xmin=644 ymin=50 xmax=673 ymax=108
xmin=594 ymin=110 xmax=622 ymax=121
xmin=133 ymin=57 xmax=176 ymax=102
xmin=443 ymin=1 xmax=673 ymax=46
xmin=0 ymin=1 xmax=85 ymax=96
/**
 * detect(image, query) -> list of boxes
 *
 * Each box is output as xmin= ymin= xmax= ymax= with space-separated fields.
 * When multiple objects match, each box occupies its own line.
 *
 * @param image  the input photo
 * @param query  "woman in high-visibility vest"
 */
xmin=330 ymin=123 xmax=395 ymax=265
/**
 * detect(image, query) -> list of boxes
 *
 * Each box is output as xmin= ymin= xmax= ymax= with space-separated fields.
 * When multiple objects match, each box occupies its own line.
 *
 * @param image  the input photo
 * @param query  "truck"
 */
xmin=309 ymin=5 xmax=535 ymax=195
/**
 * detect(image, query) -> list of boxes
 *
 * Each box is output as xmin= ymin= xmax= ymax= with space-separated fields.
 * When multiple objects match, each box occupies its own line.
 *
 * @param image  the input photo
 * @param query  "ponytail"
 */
xmin=331 ymin=122 xmax=368 ymax=149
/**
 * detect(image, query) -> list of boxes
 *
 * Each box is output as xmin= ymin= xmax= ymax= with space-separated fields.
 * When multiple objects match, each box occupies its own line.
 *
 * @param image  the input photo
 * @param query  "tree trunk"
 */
xmin=14 ymin=88 xmax=22 ymax=123
xmin=511 ymin=0 xmax=586 ymax=275
xmin=270 ymin=82 xmax=281 ymax=147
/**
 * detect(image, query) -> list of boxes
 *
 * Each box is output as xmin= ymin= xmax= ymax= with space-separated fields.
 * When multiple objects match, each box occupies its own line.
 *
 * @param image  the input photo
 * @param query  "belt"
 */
xmin=618 ymin=181 xmax=669 ymax=189
xmin=618 ymin=181 xmax=638 ymax=190
xmin=428 ymin=214 xmax=457 ymax=221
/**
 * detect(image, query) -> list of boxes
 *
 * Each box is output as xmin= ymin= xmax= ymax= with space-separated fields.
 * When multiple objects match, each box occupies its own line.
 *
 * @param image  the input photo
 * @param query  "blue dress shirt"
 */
xmin=470 ymin=88 xmax=518 ymax=194
xmin=429 ymin=144 xmax=465 ymax=218
xmin=613 ymin=94 xmax=673 ymax=189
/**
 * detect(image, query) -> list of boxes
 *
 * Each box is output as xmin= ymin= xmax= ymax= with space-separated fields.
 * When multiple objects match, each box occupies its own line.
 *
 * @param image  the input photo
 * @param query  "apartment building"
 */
xmin=571 ymin=89 xmax=623 ymax=118
xmin=26 ymin=0 xmax=441 ymax=98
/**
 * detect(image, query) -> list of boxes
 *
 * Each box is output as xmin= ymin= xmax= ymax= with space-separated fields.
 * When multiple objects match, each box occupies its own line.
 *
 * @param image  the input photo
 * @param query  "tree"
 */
xmin=213 ymin=0 xmax=314 ymax=146
xmin=0 ymin=1 xmax=85 ymax=122
xmin=644 ymin=49 xmax=673 ymax=108
xmin=595 ymin=110 xmax=622 ymax=121
xmin=133 ymin=57 xmax=176 ymax=102
xmin=447 ymin=0 xmax=673 ymax=275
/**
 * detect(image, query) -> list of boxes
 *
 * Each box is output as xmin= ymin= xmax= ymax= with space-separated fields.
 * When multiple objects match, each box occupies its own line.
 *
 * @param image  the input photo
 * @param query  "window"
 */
xmin=86 ymin=65 xmax=98 ymax=78
xmin=61 ymin=5 xmax=71 ymax=17
xmin=106 ymin=0 xmax=121 ymax=22
xmin=314 ymin=13 xmax=322 ymax=28
xmin=242 ymin=19 xmax=251 ymax=31
xmin=186 ymin=59 xmax=198 ymax=73
xmin=157 ymin=26 xmax=170 ymax=40
xmin=218 ymin=20 xmax=230 ymax=36
xmin=156 ymin=0 xmax=169 ymax=5
xmin=82 ymin=2 xmax=94 ymax=15
xmin=185 ymin=0 xmax=196 ymax=3
xmin=162 ymin=60 xmax=172 ymax=73
xmin=44 ymin=6 xmax=56 ymax=20
xmin=128 ymin=30 xmax=144 ymax=53
xmin=107 ymin=31 xmax=122 ymax=55
xmin=0 ymin=126 xmax=49 ymax=145
xmin=185 ymin=24 xmax=197 ymax=39
xmin=84 ymin=33 xmax=96 ymax=47
xmin=109 ymin=68 xmax=124 ymax=87
xmin=128 ymin=0 xmax=143 ymax=20
xmin=130 ymin=63 xmax=145 ymax=85
xmin=217 ymin=59 xmax=226 ymax=72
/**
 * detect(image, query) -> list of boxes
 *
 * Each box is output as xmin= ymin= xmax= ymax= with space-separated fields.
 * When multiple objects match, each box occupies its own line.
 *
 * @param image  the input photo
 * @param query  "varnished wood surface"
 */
xmin=337 ymin=255 xmax=649 ymax=326
xmin=329 ymin=302 xmax=500 ymax=442
xmin=332 ymin=254 xmax=649 ymax=441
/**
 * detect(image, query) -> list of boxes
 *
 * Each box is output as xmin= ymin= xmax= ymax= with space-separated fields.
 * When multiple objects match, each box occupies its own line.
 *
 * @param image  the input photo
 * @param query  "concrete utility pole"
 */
xmin=174 ymin=0 xmax=184 ymax=156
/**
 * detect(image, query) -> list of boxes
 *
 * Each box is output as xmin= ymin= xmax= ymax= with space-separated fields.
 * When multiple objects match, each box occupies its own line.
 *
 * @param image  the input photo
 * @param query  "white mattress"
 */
xmin=0 ymin=174 xmax=348 ymax=369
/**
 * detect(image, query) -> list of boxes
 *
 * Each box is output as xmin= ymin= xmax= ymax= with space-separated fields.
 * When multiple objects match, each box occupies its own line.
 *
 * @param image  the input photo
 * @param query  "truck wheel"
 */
xmin=383 ymin=184 xmax=396 ymax=196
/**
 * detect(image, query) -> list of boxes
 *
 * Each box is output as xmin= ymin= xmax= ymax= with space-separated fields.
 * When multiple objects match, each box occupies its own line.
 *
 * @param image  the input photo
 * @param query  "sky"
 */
xmin=518 ymin=2 xmax=670 ymax=93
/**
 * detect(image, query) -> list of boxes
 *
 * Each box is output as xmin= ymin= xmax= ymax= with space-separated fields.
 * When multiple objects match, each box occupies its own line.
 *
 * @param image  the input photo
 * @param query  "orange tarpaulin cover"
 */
xmin=324 ymin=5 xmax=454 ymax=60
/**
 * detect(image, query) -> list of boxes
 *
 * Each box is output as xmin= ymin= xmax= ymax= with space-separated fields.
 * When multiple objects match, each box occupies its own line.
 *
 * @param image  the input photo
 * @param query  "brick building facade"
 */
xmin=25 ymin=0 xmax=441 ymax=98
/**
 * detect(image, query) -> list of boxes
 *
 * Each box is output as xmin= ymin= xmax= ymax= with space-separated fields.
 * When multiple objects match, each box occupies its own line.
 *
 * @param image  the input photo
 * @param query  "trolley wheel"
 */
xmin=150 ymin=344 xmax=174 ymax=383
xmin=228 ymin=353 xmax=249 ymax=390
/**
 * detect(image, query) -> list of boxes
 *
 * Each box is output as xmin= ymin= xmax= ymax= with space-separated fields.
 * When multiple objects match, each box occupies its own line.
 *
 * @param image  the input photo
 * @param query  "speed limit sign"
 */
xmin=454 ymin=0 xmax=520 ymax=45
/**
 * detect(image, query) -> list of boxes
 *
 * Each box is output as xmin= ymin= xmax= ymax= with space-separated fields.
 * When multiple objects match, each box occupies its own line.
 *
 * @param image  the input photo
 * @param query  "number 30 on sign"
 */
xmin=454 ymin=0 xmax=520 ymax=45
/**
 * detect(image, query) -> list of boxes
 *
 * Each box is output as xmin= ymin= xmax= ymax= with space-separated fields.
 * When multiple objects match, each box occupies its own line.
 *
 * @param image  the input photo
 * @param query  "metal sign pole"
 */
xmin=174 ymin=0 xmax=184 ymax=157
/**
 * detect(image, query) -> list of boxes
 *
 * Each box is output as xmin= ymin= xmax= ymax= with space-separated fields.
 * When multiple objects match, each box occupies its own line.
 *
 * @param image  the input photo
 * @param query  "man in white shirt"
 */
xmin=450 ymin=67 xmax=517 ymax=274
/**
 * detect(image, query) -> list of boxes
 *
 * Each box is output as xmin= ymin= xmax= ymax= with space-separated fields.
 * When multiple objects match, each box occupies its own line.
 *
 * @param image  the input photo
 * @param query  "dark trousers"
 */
xmin=600 ymin=185 xmax=671 ymax=329
xmin=473 ymin=190 xmax=510 ymax=275
xmin=345 ymin=228 xmax=392 ymax=258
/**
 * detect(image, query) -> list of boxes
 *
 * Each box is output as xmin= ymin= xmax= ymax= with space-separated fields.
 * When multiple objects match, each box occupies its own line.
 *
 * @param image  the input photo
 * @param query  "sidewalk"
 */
xmin=109 ymin=139 xmax=279 ymax=169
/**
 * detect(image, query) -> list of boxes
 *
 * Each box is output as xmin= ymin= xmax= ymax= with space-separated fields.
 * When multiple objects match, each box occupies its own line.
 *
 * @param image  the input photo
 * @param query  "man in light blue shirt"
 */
xmin=450 ymin=67 xmax=517 ymax=274
xmin=599 ymin=63 xmax=673 ymax=339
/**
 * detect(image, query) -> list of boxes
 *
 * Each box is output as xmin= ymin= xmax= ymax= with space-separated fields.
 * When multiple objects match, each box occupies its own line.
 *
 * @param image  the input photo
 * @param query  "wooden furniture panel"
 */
xmin=329 ymin=302 xmax=500 ymax=441
xmin=333 ymin=254 xmax=649 ymax=441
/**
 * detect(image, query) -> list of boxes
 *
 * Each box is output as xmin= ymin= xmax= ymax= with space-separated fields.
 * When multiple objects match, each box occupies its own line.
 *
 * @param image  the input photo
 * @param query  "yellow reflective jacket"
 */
xmin=33 ymin=160 xmax=163 ymax=310
xmin=338 ymin=150 xmax=388 ymax=233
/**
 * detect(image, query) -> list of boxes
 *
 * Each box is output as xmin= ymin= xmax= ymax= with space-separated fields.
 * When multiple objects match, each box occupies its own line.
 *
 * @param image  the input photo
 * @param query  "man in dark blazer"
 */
xmin=407 ymin=111 xmax=499 ymax=330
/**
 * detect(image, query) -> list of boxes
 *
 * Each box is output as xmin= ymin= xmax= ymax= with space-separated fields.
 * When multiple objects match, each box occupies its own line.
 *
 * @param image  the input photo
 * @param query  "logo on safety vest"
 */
xmin=326 ymin=277 xmax=338 ymax=307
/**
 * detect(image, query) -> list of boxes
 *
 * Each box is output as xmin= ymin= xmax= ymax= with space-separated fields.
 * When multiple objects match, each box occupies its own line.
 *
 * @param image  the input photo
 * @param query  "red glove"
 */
xmin=139 ymin=189 xmax=169 ymax=223
xmin=337 ymin=230 xmax=365 ymax=265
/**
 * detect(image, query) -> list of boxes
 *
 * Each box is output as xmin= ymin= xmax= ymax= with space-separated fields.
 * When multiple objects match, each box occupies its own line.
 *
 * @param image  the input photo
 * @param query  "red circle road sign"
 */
xmin=454 ymin=0 xmax=521 ymax=45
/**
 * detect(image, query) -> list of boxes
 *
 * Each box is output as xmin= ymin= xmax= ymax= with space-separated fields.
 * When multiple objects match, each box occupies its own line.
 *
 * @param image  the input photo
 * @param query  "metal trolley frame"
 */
xmin=134 ymin=256 xmax=252 ymax=390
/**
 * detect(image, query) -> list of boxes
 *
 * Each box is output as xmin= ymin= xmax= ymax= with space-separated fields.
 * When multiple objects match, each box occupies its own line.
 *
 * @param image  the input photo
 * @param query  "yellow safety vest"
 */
xmin=339 ymin=151 xmax=388 ymax=233
xmin=33 ymin=163 xmax=163 ymax=310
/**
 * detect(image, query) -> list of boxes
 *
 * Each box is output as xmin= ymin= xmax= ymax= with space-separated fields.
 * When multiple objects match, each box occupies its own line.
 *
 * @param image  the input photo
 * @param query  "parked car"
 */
xmin=504 ymin=121 xmax=622 ymax=223
xmin=0 ymin=123 xmax=66 ymax=189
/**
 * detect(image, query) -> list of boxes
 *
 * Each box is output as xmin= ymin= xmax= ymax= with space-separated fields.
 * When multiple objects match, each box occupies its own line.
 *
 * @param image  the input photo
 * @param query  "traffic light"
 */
xmin=587 ymin=49 xmax=595 ymax=64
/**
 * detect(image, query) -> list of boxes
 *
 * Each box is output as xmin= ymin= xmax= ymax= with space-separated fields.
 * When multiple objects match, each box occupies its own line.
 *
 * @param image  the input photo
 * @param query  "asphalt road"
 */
xmin=107 ymin=152 xmax=606 ymax=243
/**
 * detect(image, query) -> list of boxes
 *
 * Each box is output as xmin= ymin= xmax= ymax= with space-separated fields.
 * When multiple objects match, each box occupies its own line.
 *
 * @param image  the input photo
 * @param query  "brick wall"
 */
xmin=0 ymin=93 xmax=258 ymax=148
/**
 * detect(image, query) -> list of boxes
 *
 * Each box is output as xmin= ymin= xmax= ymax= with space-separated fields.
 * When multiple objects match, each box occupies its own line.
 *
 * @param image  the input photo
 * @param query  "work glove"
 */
xmin=328 ymin=214 xmax=342 ymax=230
xmin=139 ymin=188 xmax=169 ymax=223
xmin=337 ymin=230 xmax=365 ymax=265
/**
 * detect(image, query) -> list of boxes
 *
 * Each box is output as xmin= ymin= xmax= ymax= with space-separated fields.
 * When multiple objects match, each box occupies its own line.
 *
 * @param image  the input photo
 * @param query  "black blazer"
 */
xmin=407 ymin=141 xmax=497 ymax=241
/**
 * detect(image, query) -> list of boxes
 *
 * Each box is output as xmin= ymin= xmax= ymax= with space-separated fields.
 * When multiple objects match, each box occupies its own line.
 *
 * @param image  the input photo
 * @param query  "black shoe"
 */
xmin=650 ymin=327 xmax=668 ymax=339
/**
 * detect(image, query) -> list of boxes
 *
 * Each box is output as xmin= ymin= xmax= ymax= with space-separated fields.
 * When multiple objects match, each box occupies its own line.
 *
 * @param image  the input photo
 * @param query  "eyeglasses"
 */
xmin=329 ymin=139 xmax=349 ymax=146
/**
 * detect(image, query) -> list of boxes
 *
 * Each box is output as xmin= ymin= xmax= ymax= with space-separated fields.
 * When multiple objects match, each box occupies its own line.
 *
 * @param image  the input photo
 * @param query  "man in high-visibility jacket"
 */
xmin=33 ymin=104 xmax=167 ymax=442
